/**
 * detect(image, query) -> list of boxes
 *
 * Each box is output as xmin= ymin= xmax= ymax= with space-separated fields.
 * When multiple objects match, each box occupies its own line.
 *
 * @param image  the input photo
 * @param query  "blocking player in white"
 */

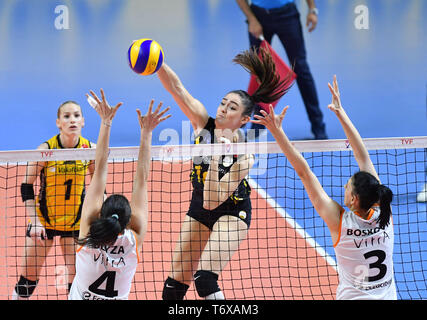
xmin=69 ymin=90 xmax=170 ymax=300
xmin=252 ymin=75 xmax=396 ymax=300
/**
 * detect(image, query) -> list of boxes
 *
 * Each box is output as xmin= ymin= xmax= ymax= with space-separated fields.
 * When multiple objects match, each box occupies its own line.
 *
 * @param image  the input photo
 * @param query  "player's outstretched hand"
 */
xmin=87 ymin=88 xmax=123 ymax=125
xmin=251 ymin=104 xmax=289 ymax=135
xmin=136 ymin=99 xmax=171 ymax=132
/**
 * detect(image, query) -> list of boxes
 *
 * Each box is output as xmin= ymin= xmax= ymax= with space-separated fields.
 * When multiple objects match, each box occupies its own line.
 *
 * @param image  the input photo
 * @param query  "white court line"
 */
xmin=247 ymin=177 xmax=338 ymax=272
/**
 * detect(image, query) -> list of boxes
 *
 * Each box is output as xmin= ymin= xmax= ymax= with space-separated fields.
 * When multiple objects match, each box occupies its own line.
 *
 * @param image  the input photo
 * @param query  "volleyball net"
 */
xmin=0 ymin=137 xmax=426 ymax=300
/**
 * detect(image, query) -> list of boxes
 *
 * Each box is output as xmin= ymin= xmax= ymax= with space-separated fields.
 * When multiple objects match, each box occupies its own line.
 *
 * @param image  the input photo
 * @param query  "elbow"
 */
xmin=173 ymin=83 xmax=187 ymax=98
xmin=295 ymin=168 xmax=309 ymax=181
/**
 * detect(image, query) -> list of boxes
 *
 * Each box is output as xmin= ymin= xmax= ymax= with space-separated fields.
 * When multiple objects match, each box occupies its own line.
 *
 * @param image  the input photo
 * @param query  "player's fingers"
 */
xmin=100 ymin=88 xmax=106 ymax=102
xmin=259 ymin=109 xmax=269 ymax=117
xmin=334 ymin=75 xmax=340 ymax=96
xmin=153 ymin=101 xmax=164 ymax=115
xmin=253 ymin=114 xmax=265 ymax=121
xmin=280 ymin=105 xmax=289 ymax=118
xmin=268 ymin=104 xmax=275 ymax=116
xmin=158 ymin=114 xmax=172 ymax=123
xmin=147 ymin=99 xmax=154 ymax=116
xmin=327 ymin=83 xmax=337 ymax=98
xmin=89 ymin=90 xmax=102 ymax=105
xmin=111 ymin=102 xmax=123 ymax=118
xmin=157 ymin=106 xmax=170 ymax=119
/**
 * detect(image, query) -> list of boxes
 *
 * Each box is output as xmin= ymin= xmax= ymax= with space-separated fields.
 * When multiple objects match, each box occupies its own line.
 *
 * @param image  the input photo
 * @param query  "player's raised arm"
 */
xmin=157 ymin=63 xmax=209 ymax=132
xmin=327 ymin=75 xmax=379 ymax=181
xmin=129 ymin=100 xmax=171 ymax=245
xmin=251 ymin=105 xmax=342 ymax=239
xmin=78 ymin=89 xmax=122 ymax=239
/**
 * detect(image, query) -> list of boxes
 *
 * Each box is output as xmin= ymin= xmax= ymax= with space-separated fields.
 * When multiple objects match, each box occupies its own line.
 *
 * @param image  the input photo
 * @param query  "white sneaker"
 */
xmin=417 ymin=183 xmax=427 ymax=202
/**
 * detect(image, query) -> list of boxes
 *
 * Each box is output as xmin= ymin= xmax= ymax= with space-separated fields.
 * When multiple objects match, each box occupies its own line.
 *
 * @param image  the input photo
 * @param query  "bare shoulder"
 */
xmin=36 ymin=142 xmax=49 ymax=150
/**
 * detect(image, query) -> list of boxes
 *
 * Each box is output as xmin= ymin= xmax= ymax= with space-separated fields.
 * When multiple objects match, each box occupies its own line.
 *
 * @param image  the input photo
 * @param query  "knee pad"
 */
xmin=15 ymin=275 xmax=38 ymax=298
xmin=162 ymin=277 xmax=189 ymax=300
xmin=194 ymin=270 xmax=221 ymax=298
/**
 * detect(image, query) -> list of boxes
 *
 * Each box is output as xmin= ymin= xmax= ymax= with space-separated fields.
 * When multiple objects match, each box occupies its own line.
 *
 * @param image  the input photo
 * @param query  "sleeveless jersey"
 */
xmin=36 ymin=134 xmax=92 ymax=231
xmin=333 ymin=207 xmax=396 ymax=300
xmin=69 ymin=229 xmax=140 ymax=300
xmin=190 ymin=117 xmax=251 ymax=204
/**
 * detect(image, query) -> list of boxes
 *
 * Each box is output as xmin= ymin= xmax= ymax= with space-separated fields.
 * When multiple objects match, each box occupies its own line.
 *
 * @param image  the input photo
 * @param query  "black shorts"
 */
xmin=44 ymin=229 xmax=79 ymax=240
xmin=187 ymin=192 xmax=252 ymax=230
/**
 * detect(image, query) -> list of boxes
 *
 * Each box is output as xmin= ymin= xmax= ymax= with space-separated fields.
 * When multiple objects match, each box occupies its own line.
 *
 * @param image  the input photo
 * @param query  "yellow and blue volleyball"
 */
xmin=127 ymin=38 xmax=164 ymax=75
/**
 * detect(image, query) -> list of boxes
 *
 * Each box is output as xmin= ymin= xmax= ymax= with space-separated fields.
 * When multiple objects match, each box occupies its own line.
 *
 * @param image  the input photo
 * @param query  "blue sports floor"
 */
xmin=0 ymin=0 xmax=426 ymax=299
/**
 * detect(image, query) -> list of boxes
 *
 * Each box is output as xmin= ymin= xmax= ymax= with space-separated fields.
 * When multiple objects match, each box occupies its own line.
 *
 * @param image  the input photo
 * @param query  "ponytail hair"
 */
xmin=230 ymin=46 xmax=294 ymax=118
xmin=377 ymin=184 xmax=393 ymax=229
xmin=77 ymin=194 xmax=131 ymax=248
xmin=351 ymin=171 xmax=393 ymax=229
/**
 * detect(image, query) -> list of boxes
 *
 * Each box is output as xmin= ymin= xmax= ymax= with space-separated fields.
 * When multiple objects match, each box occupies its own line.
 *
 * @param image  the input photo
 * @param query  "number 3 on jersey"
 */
xmin=355 ymin=249 xmax=387 ymax=283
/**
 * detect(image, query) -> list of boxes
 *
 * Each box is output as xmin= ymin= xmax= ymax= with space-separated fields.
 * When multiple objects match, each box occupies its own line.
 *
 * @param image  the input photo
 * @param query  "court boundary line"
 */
xmin=247 ymin=176 xmax=338 ymax=272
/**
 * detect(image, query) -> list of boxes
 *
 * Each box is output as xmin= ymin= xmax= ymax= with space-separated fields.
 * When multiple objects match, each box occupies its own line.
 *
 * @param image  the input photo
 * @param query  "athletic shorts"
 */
xmin=187 ymin=191 xmax=252 ymax=230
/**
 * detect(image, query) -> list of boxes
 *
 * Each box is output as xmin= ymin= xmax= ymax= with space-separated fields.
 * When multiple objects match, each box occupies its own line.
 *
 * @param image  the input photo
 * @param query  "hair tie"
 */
xmin=111 ymin=214 xmax=119 ymax=220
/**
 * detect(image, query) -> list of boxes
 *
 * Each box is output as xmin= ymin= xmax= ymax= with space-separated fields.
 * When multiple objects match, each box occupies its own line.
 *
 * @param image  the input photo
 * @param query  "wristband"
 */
xmin=26 ymin=221 xmax=45 ymax=240
xmin=21 ymin=183 xmax=35 ymax=202
xmin=309 ymin=8 xmax=318 ymax=15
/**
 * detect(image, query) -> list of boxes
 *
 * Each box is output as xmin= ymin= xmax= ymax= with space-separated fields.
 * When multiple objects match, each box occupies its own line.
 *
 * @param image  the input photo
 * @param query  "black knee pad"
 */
xmin=162 ymin=277 xmax=189 ymax=300
xmin=15 ymin=275 xmax=38 ymax=298
xmin=194 ymin=270 xmax=221 ymax=298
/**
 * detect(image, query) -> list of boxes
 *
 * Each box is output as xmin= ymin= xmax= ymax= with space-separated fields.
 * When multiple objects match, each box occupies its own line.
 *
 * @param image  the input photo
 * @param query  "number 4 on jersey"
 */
xmin=88 ymin=271 xmax=118 ymax=298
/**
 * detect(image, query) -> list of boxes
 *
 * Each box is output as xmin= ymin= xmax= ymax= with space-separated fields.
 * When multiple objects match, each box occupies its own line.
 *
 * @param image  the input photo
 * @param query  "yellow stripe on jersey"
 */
xmin=36 ymin=135 xmax=92 ymax=232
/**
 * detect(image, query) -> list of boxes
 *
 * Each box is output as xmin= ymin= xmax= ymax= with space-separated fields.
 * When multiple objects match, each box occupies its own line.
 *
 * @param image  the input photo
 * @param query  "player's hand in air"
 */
xmin=327 ymin=75 xmax=343 ymax=115
xmin=136 ymin=99 xmax=171 ymax=132
xmin=87 ymin=88 xmax=123 ymax=125
xmin=251 ymin=104 xmax=290 ymax=135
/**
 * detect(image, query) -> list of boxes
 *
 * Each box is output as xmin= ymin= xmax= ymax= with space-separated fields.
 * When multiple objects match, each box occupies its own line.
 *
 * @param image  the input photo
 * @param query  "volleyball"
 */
xmin=127 ymin=38 xmax=164 ymax=75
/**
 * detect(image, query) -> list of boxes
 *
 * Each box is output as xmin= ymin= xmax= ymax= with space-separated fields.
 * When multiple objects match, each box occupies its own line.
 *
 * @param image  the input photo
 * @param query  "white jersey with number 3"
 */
xmin=69 ymin=229 xmax=140 ymax=300
xmin=334 ymin=207 xmax=397 ymax=300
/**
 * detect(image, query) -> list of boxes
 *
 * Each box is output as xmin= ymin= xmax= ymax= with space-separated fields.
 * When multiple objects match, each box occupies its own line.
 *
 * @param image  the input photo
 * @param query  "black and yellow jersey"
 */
xmin=190 ymin=117 xmax=251 ymax=204
xmin=36 ymin=134 xmax=92 ymax=231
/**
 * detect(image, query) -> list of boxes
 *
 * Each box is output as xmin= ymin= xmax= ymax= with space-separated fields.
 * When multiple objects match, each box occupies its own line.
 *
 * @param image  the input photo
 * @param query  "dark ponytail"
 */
xmin=77 ymin=194 xmax=131 ymax=248
xmin=351 ymin=171 xmax=393 ymax=229
xmin=230 ymin=46 xmax=295 ymax=118
xmin=377 ymin=184 xmax=393 ymax=229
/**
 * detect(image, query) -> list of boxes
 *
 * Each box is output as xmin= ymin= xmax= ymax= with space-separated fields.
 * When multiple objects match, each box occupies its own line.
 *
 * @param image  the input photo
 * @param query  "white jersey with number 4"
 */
xmin=69 ymin=229 xmax=140 ymax=300
xmin=333 ymin=207 xmax=396 ymax=300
